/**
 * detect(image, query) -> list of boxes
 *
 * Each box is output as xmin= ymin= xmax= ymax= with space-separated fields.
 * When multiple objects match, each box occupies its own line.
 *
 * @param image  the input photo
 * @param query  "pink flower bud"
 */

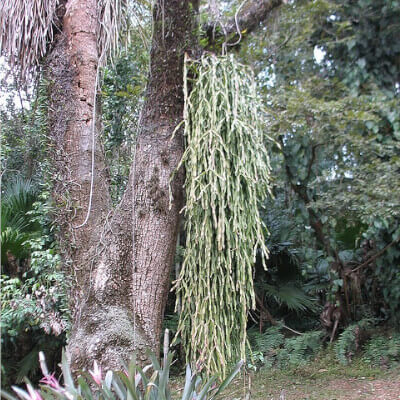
xmin=40 ymin=373 xmax=61 ymax=389
xmin=89 ymin=361 xmax=102 ymax=385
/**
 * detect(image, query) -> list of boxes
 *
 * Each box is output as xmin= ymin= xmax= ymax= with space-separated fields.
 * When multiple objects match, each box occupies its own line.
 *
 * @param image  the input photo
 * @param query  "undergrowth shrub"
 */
xmin=1 ymin=188 xmax=68 ymax=387
xmin=248 ymin=326 xmax=285 ymax=354
xmin=247 ymin=327 xmax=323 ymax=369
xmin=335 ymin=319 xmax=374 ymax=365
xmin=247 ymin=326 xmax=285 ymax=369
xmin=362 ymin=334 xmax=400 ymax=367
xmin=276 ymin=331 xmax=323 ymax=368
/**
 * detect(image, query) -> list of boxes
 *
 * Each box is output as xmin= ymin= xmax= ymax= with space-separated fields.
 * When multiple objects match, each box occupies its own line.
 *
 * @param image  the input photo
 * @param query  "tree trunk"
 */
xmin=129 ymin=0 xmax=199 ymax=357
xmin=47 ymin=0 xmax=199 ymax=372
xmin=46 ymin=0 xmax=111 ymax=318
xmin=45 ymin=0 xmax=281 ymax=373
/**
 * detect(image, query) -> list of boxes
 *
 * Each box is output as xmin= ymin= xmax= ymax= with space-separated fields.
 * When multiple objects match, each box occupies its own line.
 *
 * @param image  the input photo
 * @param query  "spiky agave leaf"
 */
xmin=174 ymin=54 xmax=273 ymax=378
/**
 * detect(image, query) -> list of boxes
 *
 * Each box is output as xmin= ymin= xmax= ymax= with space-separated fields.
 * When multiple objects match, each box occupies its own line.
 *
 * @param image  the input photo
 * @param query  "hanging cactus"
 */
xmin=173 ymin=53 xmax=273 ymax=377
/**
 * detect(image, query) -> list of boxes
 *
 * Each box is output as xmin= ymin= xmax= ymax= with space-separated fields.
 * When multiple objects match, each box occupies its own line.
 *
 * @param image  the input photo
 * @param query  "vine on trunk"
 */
xmin=174 ymin=54 xmax=273 ymax=377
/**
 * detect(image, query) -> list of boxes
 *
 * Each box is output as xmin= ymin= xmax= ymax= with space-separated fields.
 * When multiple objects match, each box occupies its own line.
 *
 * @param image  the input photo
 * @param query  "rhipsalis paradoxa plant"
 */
xmin=173 ymin=54 xmax=273 ymax=377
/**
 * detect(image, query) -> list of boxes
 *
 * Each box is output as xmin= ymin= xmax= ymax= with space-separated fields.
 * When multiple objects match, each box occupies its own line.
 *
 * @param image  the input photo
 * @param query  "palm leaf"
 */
xmin=16 ymin=349 xmax=40 ymax=384
xmin=98 ymin=0 xmax=130 ymax=66
xmin=2 ymin=177 xmax=38 ymax=227
xmin=0 ymin=0 xmax=58 ymax=83
xmin=1 ymin=177 xmax=39 ymax=261
xmin=0 ymin=0 xmax=131 ymax=82
xmin=259 ymin=283 xmax=318 ymax=313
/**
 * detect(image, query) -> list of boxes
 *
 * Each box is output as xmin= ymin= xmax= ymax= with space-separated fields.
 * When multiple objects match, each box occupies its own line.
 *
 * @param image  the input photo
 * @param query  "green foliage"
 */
xmin=247 ymin=327 xmax=323 ymax=370
xmin=261 ymin=283 xmax=318 ymax=314
xmin=174 ymin=54 xmax=272 ymax=377
xmin=0 ymin=73 xmax=67 ymax=386
xmin=276 ymin=331 xmax=323 ymax=368
xmin=0 ymin=75 xmax=50 ymax=188
xmin=314 ymin=0 xmax=400 ymax=92
xmin=1 ymin=177 xmax=39 ymax=263
xmin=247 ymin=326 xmax=285 ymax=369
xmin=101 ymin=32 xmax=149 ymax=203
xmin=362 ymin=221 xmax=400 ymax=323
xmin=2 ymin=350 xmax=242 ymax=400
xmin=259 ymin=195 xmax=320 ymax=313
xmin=362 ymin=334 xmax=400 ymax=368
xmin=1 ymin=181 xmax=68 ymax=387
xmin=1 ymin=231 xmax=68 ymax=386
xmin=248 ymin=327 xmax=285 ymax=356
xmin=335 ymin=319 xmax=374 ymax=365
xmin=162 ymin=315 xmax=180 ymax=344
xmin=234 ymin=0 xmax=400 ymax=330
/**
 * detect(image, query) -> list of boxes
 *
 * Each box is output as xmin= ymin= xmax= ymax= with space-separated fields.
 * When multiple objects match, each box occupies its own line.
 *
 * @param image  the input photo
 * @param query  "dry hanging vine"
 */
xmin=0 ymin=0 xmax=128 ymax=84
xmin=174 ymin=54 xmax=273 ymax=377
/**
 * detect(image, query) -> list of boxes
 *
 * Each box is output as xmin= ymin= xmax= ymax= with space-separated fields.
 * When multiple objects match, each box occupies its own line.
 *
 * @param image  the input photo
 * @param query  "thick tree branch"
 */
xmin=225 ymin=0 xmax=283 ymax=38
xmin=350 ymin=237 xmax=400 ymax=274
xmin=280 ymin=140 xmax=330 ymax=254
xmin=204 ymin=0 xmax=283 ymax=50
xmin=305 ymin=143 xmax=323 ymax=182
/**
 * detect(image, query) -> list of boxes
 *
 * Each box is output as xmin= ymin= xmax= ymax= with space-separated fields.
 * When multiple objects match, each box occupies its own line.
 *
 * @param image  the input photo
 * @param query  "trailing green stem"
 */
xmin=174 ymin=53 xmax=273 ymax=377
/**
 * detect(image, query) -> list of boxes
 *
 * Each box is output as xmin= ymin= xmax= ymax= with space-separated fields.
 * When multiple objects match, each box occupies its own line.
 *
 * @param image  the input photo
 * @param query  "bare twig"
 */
xmin=351 ymin=237 xmax=400 ymax=273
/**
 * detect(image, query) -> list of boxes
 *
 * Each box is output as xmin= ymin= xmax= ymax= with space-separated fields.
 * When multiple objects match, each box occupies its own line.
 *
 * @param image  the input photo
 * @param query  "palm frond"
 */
xmin=0 ymin=0 xmax=58 ymax=83
xmin=2 ymin=177 xmax=37 ymax=215
xmin=1 ymin=177 xmax=39 ymax=261
xmin=1 ymin=227 xmax=31 ymax=261
xmin=1 ymin=177 xmax=38 ymax=232
xmin=0 ymin=0 xmax=132 ymax=82
xmin=98 ymin=0 xmax=130 ymax=66
xmin=16 ymin=349 xmax=40 ymax=383
xmin=260 ymin=283 xmax=318 ymax=313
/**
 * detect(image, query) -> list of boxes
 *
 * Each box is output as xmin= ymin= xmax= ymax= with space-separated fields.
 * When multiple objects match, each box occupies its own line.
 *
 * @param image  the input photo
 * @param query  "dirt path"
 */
xmin=172 ymin=367 xmax=400 ymax=399
xmin=324 ymin=377 xmax=400 ymax=400
xmin=246 ymin=376 xmax=400 ymax=400
xmin=219 ymin=371 xmax=400 ymax=400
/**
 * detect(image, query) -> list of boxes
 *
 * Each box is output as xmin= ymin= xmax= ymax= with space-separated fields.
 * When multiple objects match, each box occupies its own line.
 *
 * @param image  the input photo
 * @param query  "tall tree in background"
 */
xmin=1 ymin=0 xmax=283 ymax=372
xmin=240 ymin=0 xmax=400 ymax=332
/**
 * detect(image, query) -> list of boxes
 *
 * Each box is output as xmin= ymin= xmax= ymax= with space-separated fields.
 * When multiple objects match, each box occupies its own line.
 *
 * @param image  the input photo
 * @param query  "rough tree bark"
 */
xmin=45 ymin=0 xmax=282 ymax=372
xmin=47 ymin=0 xmax=199 ymax=372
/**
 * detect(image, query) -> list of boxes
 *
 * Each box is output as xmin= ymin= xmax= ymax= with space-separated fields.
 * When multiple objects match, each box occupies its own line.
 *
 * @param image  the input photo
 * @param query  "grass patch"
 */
xmin=171 ymin=347 xmax=399 ymax=400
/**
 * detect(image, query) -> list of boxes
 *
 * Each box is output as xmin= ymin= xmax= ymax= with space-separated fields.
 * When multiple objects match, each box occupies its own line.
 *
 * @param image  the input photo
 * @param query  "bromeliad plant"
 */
xmin=2 ymin=346 xmax=242 ymax=400
xmin=173 ymin=54 xmax=273 ymax=377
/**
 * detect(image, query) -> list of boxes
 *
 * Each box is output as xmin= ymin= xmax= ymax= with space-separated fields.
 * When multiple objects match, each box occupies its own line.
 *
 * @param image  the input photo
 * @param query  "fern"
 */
xmin=362 ymin=334 xmax=400 ymax=367
xmin=247 ymin=327 xmax=323 ymax=369
xmin=277 ymin=331 xmax=323 ymax=368
xmin=335 ymin=318 xmax=374 ymax=365
xmin=247 ymin=326 xmax=285 ymax=354
xmin=247 ymin=326 xmax=285 ymax=369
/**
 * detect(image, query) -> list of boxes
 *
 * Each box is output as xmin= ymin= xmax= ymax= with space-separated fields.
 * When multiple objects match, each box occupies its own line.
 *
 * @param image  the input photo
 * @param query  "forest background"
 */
xmin=1 ymin=0 xmax=400 ymax=392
